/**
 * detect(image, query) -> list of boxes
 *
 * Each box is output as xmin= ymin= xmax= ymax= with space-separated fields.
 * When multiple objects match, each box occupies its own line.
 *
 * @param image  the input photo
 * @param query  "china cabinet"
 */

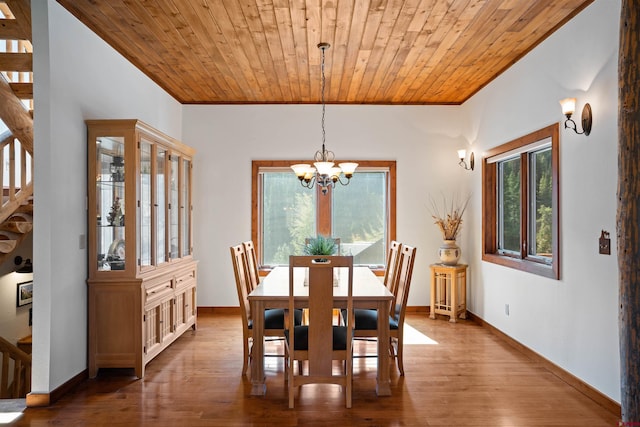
xmin=86 ymin=119 xmax=197 ymax=378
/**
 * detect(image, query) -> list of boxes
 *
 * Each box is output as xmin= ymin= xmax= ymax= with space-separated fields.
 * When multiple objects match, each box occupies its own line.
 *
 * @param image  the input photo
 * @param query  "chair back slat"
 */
xmin=242 ymin=240 xmax=260 ymax=291
xmin=230 ymin=244 xmax=251 ymax=323
xmin=394 ymin=245 xmax=417 ymax=322
xmin=383 ymin=240 xmax=402 ymax=294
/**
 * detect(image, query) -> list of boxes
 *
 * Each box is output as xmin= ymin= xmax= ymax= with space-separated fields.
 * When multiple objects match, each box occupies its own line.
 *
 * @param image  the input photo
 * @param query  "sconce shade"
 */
xmin=14 ymin=256 xmax=33 ymax=273
xmin=457 ymin=149 xmax=467 ymax=160
xmin=559 ymin=98 xmax=576 ymax=117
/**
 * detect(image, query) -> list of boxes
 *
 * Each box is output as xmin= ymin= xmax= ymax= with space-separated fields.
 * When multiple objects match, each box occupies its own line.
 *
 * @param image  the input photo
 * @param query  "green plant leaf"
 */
xmin=303 ymin=235 xmax=337 ymax=256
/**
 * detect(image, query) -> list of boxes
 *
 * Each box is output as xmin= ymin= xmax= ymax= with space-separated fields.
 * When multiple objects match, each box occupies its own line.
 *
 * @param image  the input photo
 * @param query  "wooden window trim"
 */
xmin=252 ymin=160 xmax=396 ymax=276
xmin=482 ymin=123 xmax=560 ymax=280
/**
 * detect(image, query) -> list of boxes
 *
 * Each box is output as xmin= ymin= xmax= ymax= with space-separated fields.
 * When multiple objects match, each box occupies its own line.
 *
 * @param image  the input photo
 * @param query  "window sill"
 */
xmin=482 ymin=253 xmax=558 ymax=280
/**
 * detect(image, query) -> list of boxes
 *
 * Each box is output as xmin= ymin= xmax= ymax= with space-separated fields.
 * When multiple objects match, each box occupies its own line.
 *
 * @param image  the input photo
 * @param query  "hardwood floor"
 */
xmin=9 ymin=312 xmax=619 ymax=426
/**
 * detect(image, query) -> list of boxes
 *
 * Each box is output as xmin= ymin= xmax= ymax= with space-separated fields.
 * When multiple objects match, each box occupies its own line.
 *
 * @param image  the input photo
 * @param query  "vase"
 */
xmin=438 ymin=240 xmax=461 ymax=265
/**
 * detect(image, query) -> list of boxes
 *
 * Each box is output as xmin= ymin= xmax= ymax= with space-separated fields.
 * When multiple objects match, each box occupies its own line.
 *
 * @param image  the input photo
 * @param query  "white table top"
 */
xmin=248 ymin=266 xmax=393 ymax=301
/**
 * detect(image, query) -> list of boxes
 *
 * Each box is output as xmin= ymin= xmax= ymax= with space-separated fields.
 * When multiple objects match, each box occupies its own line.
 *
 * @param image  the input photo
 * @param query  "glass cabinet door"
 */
xmin=169 ymin=155 xmax=179 ymax=259
xmin=96 ymin=136 xmax=126 ymax=271
xmin=180 ymin=158 xmax=191 ymax=257
xmin=140 ymin=140 xmax=152 ymax=268
xmin=156 ymin=147 xmax=167 ymax=264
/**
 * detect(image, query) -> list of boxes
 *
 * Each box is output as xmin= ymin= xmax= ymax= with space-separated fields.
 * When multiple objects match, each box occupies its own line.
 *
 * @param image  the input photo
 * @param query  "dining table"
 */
xmin=247 ymin=265 xmax=394 ymax=397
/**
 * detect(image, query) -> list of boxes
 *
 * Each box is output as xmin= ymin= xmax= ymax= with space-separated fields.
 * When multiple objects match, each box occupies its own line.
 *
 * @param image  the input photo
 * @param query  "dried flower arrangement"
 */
xmin=429 ymin=194 xmax=470 ymax=241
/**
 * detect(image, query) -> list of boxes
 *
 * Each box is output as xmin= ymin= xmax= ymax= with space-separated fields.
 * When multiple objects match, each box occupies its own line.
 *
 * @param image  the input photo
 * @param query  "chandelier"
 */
xmin=291 ymin=43 xmax=358 ymax=195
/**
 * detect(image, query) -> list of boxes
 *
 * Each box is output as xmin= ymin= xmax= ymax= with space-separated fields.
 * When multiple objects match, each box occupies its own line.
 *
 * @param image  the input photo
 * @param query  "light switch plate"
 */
xmin=599 ymin=230 xmax=610 ymax=255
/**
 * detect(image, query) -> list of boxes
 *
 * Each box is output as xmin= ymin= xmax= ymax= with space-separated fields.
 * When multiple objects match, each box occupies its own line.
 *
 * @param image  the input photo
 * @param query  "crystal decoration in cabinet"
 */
xmin=140 ymin=140 xmax=152 ymax=267
xmin=96 ymin=136 xmax=126 ymax=271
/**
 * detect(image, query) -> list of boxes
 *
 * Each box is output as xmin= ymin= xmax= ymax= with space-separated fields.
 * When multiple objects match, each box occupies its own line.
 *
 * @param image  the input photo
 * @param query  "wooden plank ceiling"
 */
xmin=55 ymin=0 xmax=593 ymax=105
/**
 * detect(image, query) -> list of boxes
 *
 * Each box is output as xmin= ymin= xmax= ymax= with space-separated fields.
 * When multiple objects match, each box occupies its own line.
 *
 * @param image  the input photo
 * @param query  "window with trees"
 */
xmin=482 ymin=124 xmax=559 ymax=279
xmin=252 ymin=160 xmax=396 ymax=273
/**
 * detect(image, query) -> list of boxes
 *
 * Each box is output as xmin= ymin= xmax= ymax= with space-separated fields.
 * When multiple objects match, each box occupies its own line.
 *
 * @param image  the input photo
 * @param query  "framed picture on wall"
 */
xmin=17 ymin=281 xmax=33 ymax=307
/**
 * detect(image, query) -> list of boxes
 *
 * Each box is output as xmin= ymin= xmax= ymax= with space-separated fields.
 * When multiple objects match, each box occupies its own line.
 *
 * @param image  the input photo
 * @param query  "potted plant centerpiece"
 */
xmin=303 ymin=235 xmax=339 ymax=285
xmin=430 ymin=194 xmax=470 ymax=265
xmin=303 ymin=235 xmax=338 ymax=262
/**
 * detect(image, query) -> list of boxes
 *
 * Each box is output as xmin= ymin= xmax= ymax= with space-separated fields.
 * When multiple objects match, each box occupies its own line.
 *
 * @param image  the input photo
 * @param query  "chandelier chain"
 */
xmin=318 ymin=44 xmax=332 ymax=162
xmin=321 ymin=44 xmax=326 ymax=160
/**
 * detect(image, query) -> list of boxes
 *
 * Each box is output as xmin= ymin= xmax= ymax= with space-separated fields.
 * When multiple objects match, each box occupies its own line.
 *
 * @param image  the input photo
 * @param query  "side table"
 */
xmin=430 ymin=264 xmax=468 ymax=322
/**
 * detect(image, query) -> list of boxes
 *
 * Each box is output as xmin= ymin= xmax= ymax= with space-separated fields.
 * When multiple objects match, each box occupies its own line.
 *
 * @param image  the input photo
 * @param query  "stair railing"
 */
xmin=0 ymin=336 xmax=31 ymax=398
xmin=0 ymin=129 xmax=33 ymax=224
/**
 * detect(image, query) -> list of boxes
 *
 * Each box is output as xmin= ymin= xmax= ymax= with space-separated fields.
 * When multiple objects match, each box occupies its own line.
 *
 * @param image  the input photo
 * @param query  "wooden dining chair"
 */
xmin=388 ymin=244 xmax=417 ymax=375
xmin=350 ymin=240 xmax=401 ymax=350
xmin=230 ymin=244 xmax=301 ymax=375
xmin=242 ymin=240 xmax=260 ymax=292
xmin=285 ymin=255 xmax=354 ymax=409
xmin=349 ymin=245 xmax=416 ymax=376
xmin=383 ymin=240 xmax=403 ymax=293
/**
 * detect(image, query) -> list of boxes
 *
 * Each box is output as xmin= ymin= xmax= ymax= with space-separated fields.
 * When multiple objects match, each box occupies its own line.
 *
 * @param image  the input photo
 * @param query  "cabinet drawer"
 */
xmin=145 ymin=280 xmax=173 ymax=304
xmin=175 ymin=269 xmax=196 ymax=290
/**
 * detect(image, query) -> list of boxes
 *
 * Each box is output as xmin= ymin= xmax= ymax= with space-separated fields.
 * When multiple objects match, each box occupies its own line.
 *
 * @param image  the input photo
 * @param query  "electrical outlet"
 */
xmin=505 ymin=304 xmax=510 ymax=316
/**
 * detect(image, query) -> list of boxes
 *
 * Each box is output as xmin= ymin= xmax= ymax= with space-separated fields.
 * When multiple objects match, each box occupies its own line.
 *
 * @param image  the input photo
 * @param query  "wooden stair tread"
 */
xmin=0 ymin=52 xmax=33 ymax=72
xmin=0 ymin=239 xmax=17 ymax=253
xmin=14 ymin=204 xmax=33 ymax=214
xmin=0 ymin=220 xmax=32 ymax=233
xmin=8 ymin=82 xmax=32 ymax=99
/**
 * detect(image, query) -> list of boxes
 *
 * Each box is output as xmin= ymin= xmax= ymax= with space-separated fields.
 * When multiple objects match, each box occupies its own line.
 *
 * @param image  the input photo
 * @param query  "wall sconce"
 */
xmin=14 ymin=256 xmax=33 ymax=274
xmin=457 ymin=149 xmax=474 ymax=171
xmin=559 ymin=97 xmax=592 ymax=135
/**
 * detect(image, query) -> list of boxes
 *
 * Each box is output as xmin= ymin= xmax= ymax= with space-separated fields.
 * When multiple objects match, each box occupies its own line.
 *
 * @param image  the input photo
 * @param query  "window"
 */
xmin=252 ymin=160 xmax=396 ymax=273
xmin=482 ymin=124 xmax=559 ymax=279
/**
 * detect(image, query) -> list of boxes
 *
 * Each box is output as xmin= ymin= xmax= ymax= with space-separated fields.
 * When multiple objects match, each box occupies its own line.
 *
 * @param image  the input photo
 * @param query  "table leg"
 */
xmin=250 ymin=300 xmax=266 ymax=396
xmin=449 ymin=273 xmax=457 ymax=323
xmin=430 ymin=270 xmax=436 ymax=319
xmin=376 ymin=300 xmax=392 ymax=396
xmin=460 ymin=269 xmax=467 ymax=319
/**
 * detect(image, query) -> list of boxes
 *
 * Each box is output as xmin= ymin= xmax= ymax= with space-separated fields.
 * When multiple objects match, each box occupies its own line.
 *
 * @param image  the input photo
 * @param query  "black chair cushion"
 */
xmin=285 ymin=325 xmax=348 ymax=351
xmin=344 ymin=306 xmax=400 ymax=330
xmin=249 ymin=309 xmax=302 ymax=329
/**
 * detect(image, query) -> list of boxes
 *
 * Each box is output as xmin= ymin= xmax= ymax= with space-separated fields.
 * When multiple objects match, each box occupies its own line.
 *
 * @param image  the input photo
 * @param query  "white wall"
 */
xmin=31 ymin=0 xmax=182 ymax=393
xmin=182 ymin=104 xmax=469 ymax=308
xmin=462 ymin=0 xmax=620 ymax=401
